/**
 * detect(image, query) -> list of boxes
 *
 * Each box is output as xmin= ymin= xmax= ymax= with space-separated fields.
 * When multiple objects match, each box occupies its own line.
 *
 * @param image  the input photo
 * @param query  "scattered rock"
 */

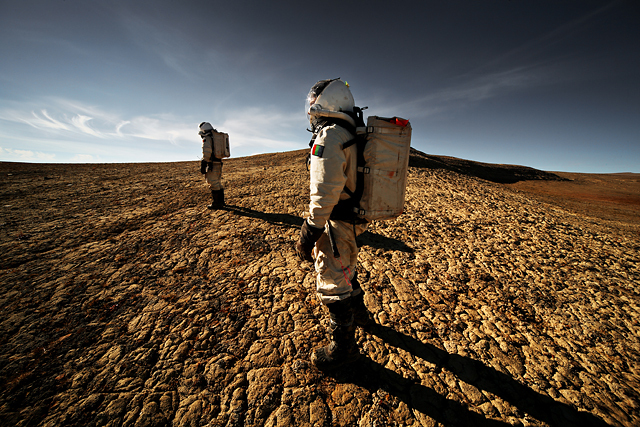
xmin=0 ymin=151 xmax=638 ymax=426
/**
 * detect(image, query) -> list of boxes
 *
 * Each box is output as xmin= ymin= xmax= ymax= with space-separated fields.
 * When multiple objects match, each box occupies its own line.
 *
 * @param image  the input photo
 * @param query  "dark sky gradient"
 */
xmin=1 ymin=0 xmax=638 ymax=172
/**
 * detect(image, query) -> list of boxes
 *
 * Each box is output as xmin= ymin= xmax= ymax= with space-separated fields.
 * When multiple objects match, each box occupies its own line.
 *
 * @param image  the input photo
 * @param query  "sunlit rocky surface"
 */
xmin=1 ymin=150 xmax=638 ymax=426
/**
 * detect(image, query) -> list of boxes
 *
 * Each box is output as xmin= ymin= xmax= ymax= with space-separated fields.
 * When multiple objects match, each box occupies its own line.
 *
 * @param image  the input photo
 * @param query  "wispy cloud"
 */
xmin=396 ymin=4 xmax=622 ymax=122
xmin=70 ymin=154 xmax=96 ymax=163
xmin=485 ymin=1 xmax=620 ymax=70
xmin=120 ymin=14 xmax=202 ymax=81
xmin=220 ymin=107 xmax=303 ymax=151
xmin=0 ymin=98 xmax=194 ymax=144
xmin=0 ymin=98 xmax=305 ymax=162
xmin=116 ymin=115 xmax=194 ymax=145
xmin=19 ymin=109 xmax=70 ymax=131
xmin=0 ymin=147 xmax=56 ymax=162
xmin=70 ymin=115 xmax=103 ymax=138
xmin=443 ymin=68 xmax=537 ymax=102
xmin=394 ymin=66 xmax=541 ymax=119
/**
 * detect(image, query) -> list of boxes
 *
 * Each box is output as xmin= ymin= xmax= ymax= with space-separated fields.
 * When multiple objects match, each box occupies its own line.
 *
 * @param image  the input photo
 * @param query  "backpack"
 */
xmin=350 ymin=115 xmax=412 ymax=221
xmin=202 ymin=130 xmax=230 ymax=159
xmin=309 ymin=110 xmax=412 ymax=222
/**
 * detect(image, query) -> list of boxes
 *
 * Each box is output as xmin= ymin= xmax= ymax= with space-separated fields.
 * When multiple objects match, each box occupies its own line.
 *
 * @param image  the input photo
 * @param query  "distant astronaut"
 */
xmin=199 ymin=122 xmax=229 ymax=209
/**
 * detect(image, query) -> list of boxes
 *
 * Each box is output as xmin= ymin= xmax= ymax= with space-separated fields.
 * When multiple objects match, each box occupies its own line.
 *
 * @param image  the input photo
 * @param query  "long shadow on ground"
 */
xmin=222 ymin=204 xmax=304 ymax=228
xmin=327 ymin=356 xmax=511 ymax=426
xmin=223 ymin=205 xmax=413 ymax=253
xmin=358 ymin=231 xmax=413 ymax=253
xmin=326 ymin=324 xmax=609 ymax=426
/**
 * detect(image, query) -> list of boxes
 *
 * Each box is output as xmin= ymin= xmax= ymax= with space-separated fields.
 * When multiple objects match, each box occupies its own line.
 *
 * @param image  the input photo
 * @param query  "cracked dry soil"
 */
xmin=1 ymin=150 xmax=639 ymax=427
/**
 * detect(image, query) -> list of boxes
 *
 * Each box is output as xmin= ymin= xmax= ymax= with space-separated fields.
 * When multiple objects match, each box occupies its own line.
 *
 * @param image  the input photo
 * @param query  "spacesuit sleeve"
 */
xmin=307 ymin=126 xmax=351 ymax=229
xmin=202 ymin=135 xmax=213 ymax=162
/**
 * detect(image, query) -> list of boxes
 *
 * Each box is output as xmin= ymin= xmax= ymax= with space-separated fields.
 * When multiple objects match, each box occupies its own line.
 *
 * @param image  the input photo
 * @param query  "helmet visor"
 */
xmin=306 ymin=78 xmax=339 ymax=113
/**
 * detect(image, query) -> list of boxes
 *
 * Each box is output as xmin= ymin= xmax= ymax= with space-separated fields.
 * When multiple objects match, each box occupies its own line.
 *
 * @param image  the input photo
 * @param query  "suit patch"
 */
xmin=311 ymin=144 xmax=324 ymax=157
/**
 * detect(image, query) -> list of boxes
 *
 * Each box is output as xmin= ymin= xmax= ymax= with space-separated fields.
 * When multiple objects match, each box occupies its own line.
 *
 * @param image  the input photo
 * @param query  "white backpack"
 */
xmin=310 ymin=113 xmax=411 ymax=223
xmin=212 ymin=131 xmax=230 ymax=159
xmin=202 ymin=130 xmax=230 ymax=159
xmin=347 ymin=116 xmax=411 ymax=221
xmin=353 ymin=116 xmax=411 ymax=220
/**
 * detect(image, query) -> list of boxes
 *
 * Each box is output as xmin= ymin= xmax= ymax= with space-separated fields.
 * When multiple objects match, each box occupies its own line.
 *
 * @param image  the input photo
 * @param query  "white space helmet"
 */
xmin=306 ymin=78 xmax=355 ymax=120
xmin=199 ymin=121 xmax=213 ymax=135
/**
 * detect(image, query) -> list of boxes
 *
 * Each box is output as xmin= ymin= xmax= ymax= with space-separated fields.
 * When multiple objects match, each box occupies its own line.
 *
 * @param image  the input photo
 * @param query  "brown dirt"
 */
xmin=509 ymin=172 xmax=640 ymax=228
xmin=1 ymin=150 xmax=638 ymax=426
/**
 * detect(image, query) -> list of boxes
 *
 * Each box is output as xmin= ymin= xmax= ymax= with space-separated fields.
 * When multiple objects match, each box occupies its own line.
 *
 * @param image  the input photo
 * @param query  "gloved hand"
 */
xmin=200 ymin=159 xmax=208 ymax=174
xmin=295 ymin=220 xmax=324 ymax=262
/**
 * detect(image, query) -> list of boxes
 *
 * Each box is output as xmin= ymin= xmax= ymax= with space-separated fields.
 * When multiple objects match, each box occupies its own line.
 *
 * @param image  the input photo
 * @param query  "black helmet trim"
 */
xmin=309 ymin=77 xmax=341 ymax=98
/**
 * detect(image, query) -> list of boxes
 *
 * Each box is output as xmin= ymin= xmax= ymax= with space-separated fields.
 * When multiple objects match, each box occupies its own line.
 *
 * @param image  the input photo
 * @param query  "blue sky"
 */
xmin=1 ymin=0 xmax=638 ymax=173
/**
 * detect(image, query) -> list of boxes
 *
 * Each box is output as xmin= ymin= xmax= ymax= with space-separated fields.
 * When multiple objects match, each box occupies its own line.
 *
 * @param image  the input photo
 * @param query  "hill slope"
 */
xmin=1 ymin=151 xmax=638 ymax=426
xmin=408 ymin=148 xmax=568 ymax=184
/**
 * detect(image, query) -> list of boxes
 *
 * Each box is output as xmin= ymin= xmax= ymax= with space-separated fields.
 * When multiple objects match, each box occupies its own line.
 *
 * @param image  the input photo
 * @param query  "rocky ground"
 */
xmin=1 ymin=150 xmax=638 ymax=427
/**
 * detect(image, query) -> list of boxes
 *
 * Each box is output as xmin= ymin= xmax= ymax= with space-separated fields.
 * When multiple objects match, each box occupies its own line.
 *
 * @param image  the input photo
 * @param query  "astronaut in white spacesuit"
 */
xmin=295 ymin=79 xmax=371 ymax=369
xmin=199 ymin=122 xmax=225 ymax=209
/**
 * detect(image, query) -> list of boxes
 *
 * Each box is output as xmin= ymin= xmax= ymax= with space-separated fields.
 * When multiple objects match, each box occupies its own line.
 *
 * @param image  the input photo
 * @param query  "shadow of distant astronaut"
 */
xmin=222 ymin=205 xmax=413 ymax=253
xmin=357 ymin=230 xmax=413 ymax=253
xmin=222 ymin=204 xmax=304 ymax=228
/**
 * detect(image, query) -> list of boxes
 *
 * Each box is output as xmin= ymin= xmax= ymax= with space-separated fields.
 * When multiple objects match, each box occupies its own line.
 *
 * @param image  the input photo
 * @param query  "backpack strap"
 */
xmin=344 ymin=108 xmax=368 ymax=214
xmin=307 ymin=117 xmax=357 ymax=170
xmin=311 ymin=117 xmax=357 ymax=136
xmin=308 ymin=115 xmax=369 ymax=223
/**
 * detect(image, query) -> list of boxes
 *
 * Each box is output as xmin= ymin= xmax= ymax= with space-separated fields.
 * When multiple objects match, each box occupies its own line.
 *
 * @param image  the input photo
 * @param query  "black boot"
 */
xmin=311 ymin=299 xmax=359 ymax=369
xmin=207 ymin=189 xmax=217 ymax=209
xmin=350 ymin=273 xmax=372 ymax=326
xmin=207 ymin=189 xmax=225 ymax=209
xmin=350 ymin=291 xmax=372 ymax=327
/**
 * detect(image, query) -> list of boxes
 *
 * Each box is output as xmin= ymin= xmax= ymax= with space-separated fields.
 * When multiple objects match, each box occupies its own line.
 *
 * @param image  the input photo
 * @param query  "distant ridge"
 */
xmin=409 ymin=148 xmax=567 ymax=184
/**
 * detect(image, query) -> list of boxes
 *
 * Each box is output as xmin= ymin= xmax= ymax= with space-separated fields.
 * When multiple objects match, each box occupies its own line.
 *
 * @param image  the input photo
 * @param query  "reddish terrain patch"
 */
xmin=509 ymin=172 xmax=640 ymax=227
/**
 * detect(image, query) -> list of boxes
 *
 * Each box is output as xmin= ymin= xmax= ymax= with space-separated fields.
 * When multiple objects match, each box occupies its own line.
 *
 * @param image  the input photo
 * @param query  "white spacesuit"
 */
xmin=295 ymin=79 xmax=371 ymax=369
xmin=199 ymin=122 xmax=224 ymax=208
